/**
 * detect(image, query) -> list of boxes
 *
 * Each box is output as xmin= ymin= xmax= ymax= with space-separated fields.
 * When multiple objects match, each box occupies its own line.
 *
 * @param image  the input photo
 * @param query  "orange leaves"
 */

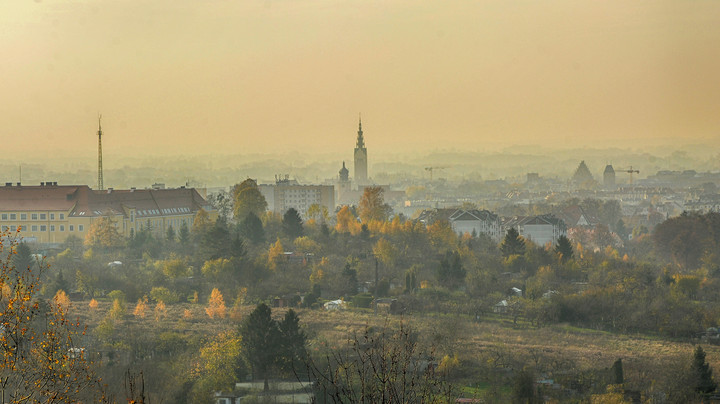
xmin=205 ymin=288 xmax=226 ymax=319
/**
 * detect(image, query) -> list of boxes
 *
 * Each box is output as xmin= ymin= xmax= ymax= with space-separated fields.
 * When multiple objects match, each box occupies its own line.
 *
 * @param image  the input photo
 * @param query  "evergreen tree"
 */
xmin=179 ymin=221 xmax=190 ymax=245
xmin=230 ymin=233 xmax=246 ymax=259
xmin=554 ymin=235 xmax=574 ymax=262
xmin=437 ymin=250 xmax=466 ymax=289
xmin=612 ymin=358 xmax=624 ymax=385
xmin=282 ymin=208 xmax=304 ymax=239
xmin=200 ymin=218 xmax=232 ymax=261
xmin=240 ymin=212 xmax=265 ymax=244
xmin=277 ymin=309 xmax=307 ymax=374
xmin=12 ymin=242 xmax=34 ymax=270
xmin=166 ymin=225 xmax=176 ymax=242
xmin=53 ymin=269 xmax=70 ymax=295
xmin=501 ymin=228 xmax=526 ymax=258
xmin=240 ymin=303 xmax=280 ymax=391
xmin=692 ymin=346 xmax=717 ymax=397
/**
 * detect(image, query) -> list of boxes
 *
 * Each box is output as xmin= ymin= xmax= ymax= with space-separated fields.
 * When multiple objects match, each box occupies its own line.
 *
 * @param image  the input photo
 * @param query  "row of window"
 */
xmin=1 ymin=213 xmax=65 ymax=221
xmin=2 ymin=224 xmax=83 ymax=232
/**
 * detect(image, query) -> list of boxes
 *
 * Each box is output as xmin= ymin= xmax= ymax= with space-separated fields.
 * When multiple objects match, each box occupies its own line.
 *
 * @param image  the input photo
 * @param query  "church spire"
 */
xmin=356 ymin=114 xmax=365 ymax=149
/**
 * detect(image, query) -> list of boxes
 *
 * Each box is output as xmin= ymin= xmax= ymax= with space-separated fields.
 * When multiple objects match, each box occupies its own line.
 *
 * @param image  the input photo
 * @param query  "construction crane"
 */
xmin=425 ymin=166 xmax=449 ymax=181
xmin=622 ymin=166 xmax=640 ymax=184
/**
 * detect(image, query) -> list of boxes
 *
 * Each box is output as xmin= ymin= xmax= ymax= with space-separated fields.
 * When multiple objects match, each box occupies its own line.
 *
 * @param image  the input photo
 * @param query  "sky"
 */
xmin=2 ymin=0 xmax=720 ymax=160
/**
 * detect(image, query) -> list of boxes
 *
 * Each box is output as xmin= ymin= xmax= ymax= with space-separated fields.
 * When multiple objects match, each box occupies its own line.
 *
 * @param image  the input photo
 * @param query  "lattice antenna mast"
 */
xmin=97 ymin=115 xmax=104 ymax=190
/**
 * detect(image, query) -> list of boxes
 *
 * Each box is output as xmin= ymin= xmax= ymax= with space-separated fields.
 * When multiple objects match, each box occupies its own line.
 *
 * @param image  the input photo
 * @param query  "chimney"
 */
xmin=16 ymin=182 xmax=20 ymax=186
xmin=40 ymin=182 xmax=45 ymax=186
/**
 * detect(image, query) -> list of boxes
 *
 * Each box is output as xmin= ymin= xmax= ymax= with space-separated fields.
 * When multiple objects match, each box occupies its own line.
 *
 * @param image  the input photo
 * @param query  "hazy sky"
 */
xmin=2 ymin=0 xmax=719 ymax=160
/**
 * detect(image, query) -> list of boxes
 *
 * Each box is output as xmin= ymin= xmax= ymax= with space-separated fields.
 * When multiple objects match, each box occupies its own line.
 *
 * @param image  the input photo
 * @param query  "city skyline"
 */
xmin=2 ymin=0 xmax=720 ymax=158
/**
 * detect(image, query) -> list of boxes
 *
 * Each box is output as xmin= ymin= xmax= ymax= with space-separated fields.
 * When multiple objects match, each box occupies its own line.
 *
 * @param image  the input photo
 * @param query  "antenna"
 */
xmin=97 ymin=114 xmax=104 ymax=190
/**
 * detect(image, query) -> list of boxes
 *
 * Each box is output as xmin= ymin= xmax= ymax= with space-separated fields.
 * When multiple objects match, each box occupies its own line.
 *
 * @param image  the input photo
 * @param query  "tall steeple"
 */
xmin=97 ymin=115 xmax=104 ymax=191
xmin=356 ymin=115 xmax=365 ymax=148
xmin=353 ymin=114 xmax=368 ymax=186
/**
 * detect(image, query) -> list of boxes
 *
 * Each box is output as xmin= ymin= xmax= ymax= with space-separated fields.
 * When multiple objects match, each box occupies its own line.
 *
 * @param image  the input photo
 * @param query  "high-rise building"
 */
xmin=259 ymin=178 xmax=335 ymax=219
xmin=353 ymin=117 xmax=368 ymax=187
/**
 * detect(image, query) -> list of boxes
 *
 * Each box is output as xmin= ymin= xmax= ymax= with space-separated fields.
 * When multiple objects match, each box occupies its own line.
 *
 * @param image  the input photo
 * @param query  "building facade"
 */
xmin=418 ymin=208 xmax=502 ymax=241
xmin=0 ymin=182 xmax=213 ymax=245
xmin=259 ymin=178 xmax=335 ymax=219
xmin=503 ymin=214 xmax=567 ymax=247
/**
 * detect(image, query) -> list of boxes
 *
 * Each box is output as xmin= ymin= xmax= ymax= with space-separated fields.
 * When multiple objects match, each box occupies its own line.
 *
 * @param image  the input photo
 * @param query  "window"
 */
xmin=1 ymin=226 xmax=7 ymax=231
xmin=40 ymin=225 xmax=46 ymax=231
xmin=10 ymin=214 xmax=16 ymax=220
xmin=40 ymin=214 xmax=46 ymax=220
xmin=50 ymin=213 xmax=55 ymax=220
xmin=20 ymin=214 xmax=27 ymax=220
xmin=10 ymin=226 xmax=16 ymax=232
xmin=59 ymin=225 xmax=64 ymax=232
xmin=60 ymin=213 xmax=64 ymax=220
xmin=1 ymin=214 xmax=6 ymax=220
xmin=78 ymin=225 xmax=84 ymax=231
xmin=50 ymin=225 xmax=55 ymax=232
xmin=31 ymin=225 xmax=38 ymax=232
xmin=31 ymin=213 xmax=38 ymax=220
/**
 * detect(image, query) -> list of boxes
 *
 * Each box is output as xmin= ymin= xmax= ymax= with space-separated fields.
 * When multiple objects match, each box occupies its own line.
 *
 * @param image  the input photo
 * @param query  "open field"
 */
xmin=72 ymin=299 xmax=720 ymax=398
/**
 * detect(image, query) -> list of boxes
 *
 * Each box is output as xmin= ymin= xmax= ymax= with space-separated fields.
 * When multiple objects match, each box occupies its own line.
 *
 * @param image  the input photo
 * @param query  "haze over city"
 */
xmin=3 ymin=0 xmax=720 ymax=160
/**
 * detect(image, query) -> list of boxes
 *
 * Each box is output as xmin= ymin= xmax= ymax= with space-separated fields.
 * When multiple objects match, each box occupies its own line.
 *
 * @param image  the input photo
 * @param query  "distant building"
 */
xmin=603 ymin=164 xmax=616 ymax=190
xmin=353 ymin=117 xmax=368 ymax=187
xmin=572 ymin=160 xmax=595 ymax=188
xmin=337 ymin=161 xmax=351 ymax=204
xmin=0 ymin=182 xmax=212 ymax=245
xmin=259 ymin=177 xmax=334 ymax=219
xmin=503 ymin=214 xmax=567 ymax=247
xmin=417 ymin=208 xmax=502 ymax=241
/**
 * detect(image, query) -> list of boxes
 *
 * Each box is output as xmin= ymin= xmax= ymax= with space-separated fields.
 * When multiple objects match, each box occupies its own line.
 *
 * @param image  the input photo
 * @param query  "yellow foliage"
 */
xmin=53 ymin=290 xmax=70 ymax=311
xmin=206 ymin=288 xmax=227 ymax=319
xmin=183 ymin=309 xmax=193 ymax=319
xmin=88 ymin=298 xmax=99 ymax=309
xmin=155 ymin=300 xmax=167 ymax=321
xmin=84 ymin=216 xmax=124 ymax=248
xmin=267 ymin=238 xmax=285 ymax=271
xmin=335 ymin=205 xmax=361 ymax=235
xmin=109 ymin=298 xmax=125 ymax=320
xmin=133 ymin=297 xmax=149 ymax=318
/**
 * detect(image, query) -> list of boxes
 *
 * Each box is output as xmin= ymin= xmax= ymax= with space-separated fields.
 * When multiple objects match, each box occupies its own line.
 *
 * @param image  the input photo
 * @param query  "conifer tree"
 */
xmin=692 ymin=346 xmax=717 ymax=397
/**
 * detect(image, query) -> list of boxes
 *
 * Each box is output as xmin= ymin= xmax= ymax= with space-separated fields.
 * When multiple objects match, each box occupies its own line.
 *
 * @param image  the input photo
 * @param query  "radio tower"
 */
xmin=97 ymin=115 xmax=104 ymax=190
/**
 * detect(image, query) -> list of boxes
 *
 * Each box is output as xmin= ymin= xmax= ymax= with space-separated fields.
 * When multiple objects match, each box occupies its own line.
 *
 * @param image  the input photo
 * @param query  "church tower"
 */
xmin=353 ymin=116 xmax=368 ymax=186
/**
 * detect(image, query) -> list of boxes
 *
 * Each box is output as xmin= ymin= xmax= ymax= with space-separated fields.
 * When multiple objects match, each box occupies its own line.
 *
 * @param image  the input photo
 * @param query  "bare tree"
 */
xmin=305 ymin=322 xmax=454 ymax=403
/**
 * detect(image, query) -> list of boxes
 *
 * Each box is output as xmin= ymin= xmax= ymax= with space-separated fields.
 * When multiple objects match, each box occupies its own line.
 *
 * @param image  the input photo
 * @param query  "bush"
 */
xmin=352 ymin=293 xmax=374 ymax=308
xmin=150 ymin=286 xmax=180 ymax=304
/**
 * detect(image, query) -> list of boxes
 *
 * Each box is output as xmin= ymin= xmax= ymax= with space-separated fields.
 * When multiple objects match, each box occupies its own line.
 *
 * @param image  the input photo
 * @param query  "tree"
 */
xmin=84 ymin=215 xmax=124 ymax=249
xmin=277 ymin=309 xmax=307 ymax=375
xmin=240 ymin=303 xmax=280 ymax=391
xmin=512 ymin=368 xmax=538 ymax=404
xmin=358 ymin=186 xmax=391 ymax=223
xmin=501 ymin=227 xmax=526 ymax=258
xmin=178 ymin=221 xmax=191 ymax=245
xmin=554 ymin=235 xmax=574 ymax=262
xmin=233 ymin=179 xmax=268 ymax=220
xmin=239 ymin=212 xmax=265 ymax=244
xmin=166 ymin=224 xmax=176 ymax=242
xmin=12 ymin=242 xmax=34 ymax=271
xmin=336 ymin=205 xmax=360 ymax=234
xmin=691 ymin=346 xmax=717 ymax=397
xmin=0 ymin=230 xmax=104 ymax=402
xmin=205 ymin=288 xmax=227 ymax=319
xmin=305 ymin=323 xmax=454 ymax=403
xmin=282 ymin=207 xmax=304 ymax=239
xmin=437 ymin=250 xmax=466 ymax=289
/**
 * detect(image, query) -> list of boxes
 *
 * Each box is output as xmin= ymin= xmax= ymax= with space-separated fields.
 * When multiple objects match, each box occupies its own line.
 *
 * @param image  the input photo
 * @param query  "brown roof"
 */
xmin=0 ymin=184 xmax=86 ymax=211
xmin=0 ymin=184 xmax=209 ymax=218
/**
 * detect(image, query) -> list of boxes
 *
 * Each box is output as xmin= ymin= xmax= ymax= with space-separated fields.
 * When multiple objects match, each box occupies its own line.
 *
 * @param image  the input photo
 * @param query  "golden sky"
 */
xmin=2 ymin=0 xmax=719 ymax=159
